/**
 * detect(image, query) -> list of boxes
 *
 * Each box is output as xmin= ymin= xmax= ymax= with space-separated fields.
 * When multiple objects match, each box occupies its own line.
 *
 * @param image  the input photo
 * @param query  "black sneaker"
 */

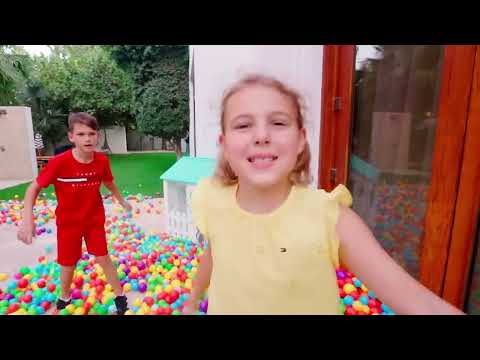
xmin=114 ymin=295 xmax=129 ymax=315
xmin=56 ymin=298 xmax=71 ymax=311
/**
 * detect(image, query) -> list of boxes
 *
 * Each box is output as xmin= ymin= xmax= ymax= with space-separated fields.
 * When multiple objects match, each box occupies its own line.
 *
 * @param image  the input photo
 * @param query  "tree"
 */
xmin=105 ymin=45 xmax=189 ymax=158
xmin=0 ymin=46 xmax=29 ymax=105
xmin=34 ymin=46 xmax=135 ymax=151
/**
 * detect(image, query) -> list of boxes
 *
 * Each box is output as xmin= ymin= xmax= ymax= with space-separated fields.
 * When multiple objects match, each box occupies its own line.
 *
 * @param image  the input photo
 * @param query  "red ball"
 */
xmin=18 ymin=278 xmax=29 ymax=288
xmin=73 ymin=277 xmax=84 ymax=288
xmin=337 ymin=279 xmax=345 ymax=288
xmin=90 ymin=272 xmax=98 ymax=280
xmin=338 ymin=289 xmax=346 ymax=298
xmin=47 ymin=283 xmax=56 ymax=292
xmin=350 ymin=291 xmax=360 ymax=300
xmin=368 ymin=299 xmax=377 ymax=308
xmin=164 ymin=307 xmax=173 ymax=315
xmin=23 ymin=294 xmax=33 ymax=303
xmin=345 ymin=278 xmax=353 ymax=285
xmin=7 ymin=303 xmax=20 ymax=314
xmin=37 ymin=279 xmax=46 ymax=288
xmin=95 ymin=285 xmax=105 ymax=294
xmin=144 ymin=296 xmax=154 ymax=306
xmin=345 ymin=307 xmax=356 ymax=316
xmin=41 ymin=301 xmax=51 ymax=311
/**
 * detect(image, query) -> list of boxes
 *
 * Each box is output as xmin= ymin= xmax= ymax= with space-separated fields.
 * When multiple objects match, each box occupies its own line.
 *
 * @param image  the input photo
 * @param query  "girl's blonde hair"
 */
xmin=215 ymin=74 xmax=312 ymax=186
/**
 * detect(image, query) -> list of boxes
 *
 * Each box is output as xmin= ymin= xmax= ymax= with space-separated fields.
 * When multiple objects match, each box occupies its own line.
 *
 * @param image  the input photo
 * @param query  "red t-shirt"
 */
xmin=36 ymin=150 xmax=114 ymax=226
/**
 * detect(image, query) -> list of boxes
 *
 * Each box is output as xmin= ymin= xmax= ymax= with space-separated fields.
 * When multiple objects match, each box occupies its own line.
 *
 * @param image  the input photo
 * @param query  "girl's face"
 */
xmin=220 ymin=84 xmax=306 ymax=189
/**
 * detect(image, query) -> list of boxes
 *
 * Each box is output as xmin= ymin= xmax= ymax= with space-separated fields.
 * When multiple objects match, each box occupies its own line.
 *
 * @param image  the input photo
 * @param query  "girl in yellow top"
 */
xmin=184 ymin=74 xmax=463 ymax=315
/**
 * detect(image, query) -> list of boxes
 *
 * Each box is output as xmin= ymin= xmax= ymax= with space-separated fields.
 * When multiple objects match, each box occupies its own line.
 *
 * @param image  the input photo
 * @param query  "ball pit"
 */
xmin=0 ymin=193 xmax=393 ymax=315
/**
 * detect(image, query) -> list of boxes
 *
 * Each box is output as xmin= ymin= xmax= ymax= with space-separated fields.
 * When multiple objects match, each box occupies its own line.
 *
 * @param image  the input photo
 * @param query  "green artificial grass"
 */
xmin=0 ymin=152 xmax=179 ymax=201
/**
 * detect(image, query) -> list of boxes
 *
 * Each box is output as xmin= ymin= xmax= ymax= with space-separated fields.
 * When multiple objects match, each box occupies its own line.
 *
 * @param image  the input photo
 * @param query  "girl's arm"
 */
xmin=183 ymin=232 xmax=212 ymax=314
xmin=337 ymin=205 xmax=464 ymax=315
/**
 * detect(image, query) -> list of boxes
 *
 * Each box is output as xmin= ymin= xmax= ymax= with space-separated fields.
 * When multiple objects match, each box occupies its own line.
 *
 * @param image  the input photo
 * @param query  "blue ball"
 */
xmin=353 ymin=279 xmax=362 ymax=288
xmin=368 ymin=291 xmax=376 ymax=299
xmin=108 ymin=305 xmax=117 ymax=315
xmin=343 ymin=295 xmax=354 ymax=306
xmin=36 ymin=306 xmax=45 ymax=315
xmin=381 ymin=304 xmax=391 ymax=312
xmin=46 ymin=293 xmax=56 ymax=302
xmin=360 ymin=295 xmax=369 ymax=305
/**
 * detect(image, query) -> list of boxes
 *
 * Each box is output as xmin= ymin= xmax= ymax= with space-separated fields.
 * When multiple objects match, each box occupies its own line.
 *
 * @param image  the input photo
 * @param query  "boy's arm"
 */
xmin=103 ymin=180 xmax=132 ymax=212
xmin=337 ymin=205 xmax=464 ymax=315
xmin=17 ymin=181 xmax=42 ymax=244
xmin=183 ymin=231 xmax=212 ymax=314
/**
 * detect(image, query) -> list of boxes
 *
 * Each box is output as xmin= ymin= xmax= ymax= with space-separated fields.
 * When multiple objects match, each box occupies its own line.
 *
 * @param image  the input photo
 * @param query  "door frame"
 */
xmin=319 ymin=45 xmax=479 ymax=305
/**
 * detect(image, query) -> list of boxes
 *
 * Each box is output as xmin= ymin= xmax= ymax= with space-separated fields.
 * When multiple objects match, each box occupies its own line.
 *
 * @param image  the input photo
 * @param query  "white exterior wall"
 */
xmin=0 ymin=107 xmax=37 ymax=180
xmin=189 ymin=45 xmax=324 ymax=187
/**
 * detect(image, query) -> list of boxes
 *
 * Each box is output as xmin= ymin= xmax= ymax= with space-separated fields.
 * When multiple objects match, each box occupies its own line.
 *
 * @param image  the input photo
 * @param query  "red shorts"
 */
xmin=56 ymin=224 xmax=108 ymax=266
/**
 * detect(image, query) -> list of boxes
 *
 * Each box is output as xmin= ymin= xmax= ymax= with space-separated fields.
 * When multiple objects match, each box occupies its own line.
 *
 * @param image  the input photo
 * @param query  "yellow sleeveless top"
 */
xmin=191 ymin=178 xmax=352 ymax=315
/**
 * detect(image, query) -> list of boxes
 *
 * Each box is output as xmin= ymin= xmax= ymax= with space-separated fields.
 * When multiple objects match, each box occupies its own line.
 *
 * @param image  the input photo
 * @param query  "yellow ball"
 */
xmin=174 ymin=260 xmax=180 ymax=266
xmin=361 ymin=284 xmax=368 ymax=292
xmin=191 ymin=267 xmax=198 ymax=274
xmin=66 ymin=304 xmax=76 ymax=314
xmin=0 ymin=273 xmax=8 ymax=281
xmin=164 ymin=273 xmax=172 ymax=280
xmin=165 ymin=285 xmax=173 ymax=293
xmin=155 ymin=285 xmax=163 ymax=293
xmin=123 ymin=283 xmax=132 ymax=293
xmin=125 ymin=310 xmax=134 ymax=315
xmin=105 ymin=284 xmax=113 ymax=292
xmin=363 ymin=306 xmax=370 ymax=314
xmin=24 ymin=274 xmax=32 ymax=281
xmin=131 ymin=266 xmax=139 ymax=274
xmin=74 ymin=307 xmax=85 ymax=315
xmin=149 ymin=265 xmax=156 ymax=273
xmin=145 ymin=291 xmax=153 ymax=297
xmin=137 ymin=309 xmax=145 ymax=315
xmin=31 ymin=283 xmax=38 ymax=291
xmin=353 ymin=301 xmax=363 ymax=311
xmin=191 ymin=259 xmax=198 ymax=266
xmin=133 ymin=298 xmax=142 ymax=308
xmin=171 ymin=280 xmax=181 ymax=288
xmin=185 ymin=282 xmax=192 ymax=290
xmin=343 ymin=283 xmax=356 ymax=294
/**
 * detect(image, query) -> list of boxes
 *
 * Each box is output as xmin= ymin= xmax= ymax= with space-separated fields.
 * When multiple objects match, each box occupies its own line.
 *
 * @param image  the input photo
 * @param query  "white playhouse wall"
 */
xmin=189 ymin=45 xmax=324 ymax=188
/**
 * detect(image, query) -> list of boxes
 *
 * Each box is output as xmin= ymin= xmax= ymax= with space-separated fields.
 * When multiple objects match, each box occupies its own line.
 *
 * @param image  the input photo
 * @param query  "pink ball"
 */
xmin=71 ymin=289 xmax=82 ymax=300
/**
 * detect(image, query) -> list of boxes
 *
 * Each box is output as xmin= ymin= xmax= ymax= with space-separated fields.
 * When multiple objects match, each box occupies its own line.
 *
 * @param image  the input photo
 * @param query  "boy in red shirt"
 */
xmin=18 ymin=112 xmax=132 ymax=315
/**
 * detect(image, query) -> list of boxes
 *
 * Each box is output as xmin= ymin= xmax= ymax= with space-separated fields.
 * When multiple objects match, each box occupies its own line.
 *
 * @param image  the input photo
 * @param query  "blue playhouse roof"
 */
xmin=160 ymin=156 xmax=217 ymax=185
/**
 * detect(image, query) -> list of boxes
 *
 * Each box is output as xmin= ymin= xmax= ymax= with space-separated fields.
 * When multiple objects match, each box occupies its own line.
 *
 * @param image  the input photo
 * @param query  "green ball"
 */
xmin=134 ymin=254 xmax=141 ymax=260
xmin=74 ymin=299 xmax=84 ymax=308
xmin=20 ymin=266 xmax=30 ymax=275
xmin=118 ymin=272 xmax=126 ymax=280
xmin=59 ymin=309 xmax=70 ymax=315
xmin=97 ymin=305 xmax=108 ymax=315
xmin=158 ymin=300 xmax=168 ymax=308
xmin=106 ymin=298 xmax=114 ymax=307
xmin=0 ymin=300 xmax=8 ymax=308
xmin=28 ymin=307 xmax=37 ymax=315
xmin=172 ymin=310 xmax=181 ymax=315
xmin=21 ymin=303 xmax=28 ymax=310
xmin=0 ymin=308 xmax=7 ymax=315
xmin=33 ymin=289 xmax=43 ymax=298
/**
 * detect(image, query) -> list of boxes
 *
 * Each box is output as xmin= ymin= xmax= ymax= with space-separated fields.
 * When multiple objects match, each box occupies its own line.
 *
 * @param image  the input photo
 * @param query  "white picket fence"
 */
xmin=164 ymin=181 xmax=197 ymax=242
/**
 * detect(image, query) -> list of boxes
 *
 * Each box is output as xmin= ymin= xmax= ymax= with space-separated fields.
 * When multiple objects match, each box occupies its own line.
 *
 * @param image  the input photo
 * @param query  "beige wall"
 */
xmin=0 ymin=107 xmax=37 ymax=180
xmin=97 ymin=126 xmax=128 ymax=154
xmin=189 ymin=45 xmax=324 ymax=187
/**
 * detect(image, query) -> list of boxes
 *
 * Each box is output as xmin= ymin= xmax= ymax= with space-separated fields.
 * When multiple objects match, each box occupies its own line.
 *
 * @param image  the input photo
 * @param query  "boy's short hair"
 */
xmin=68 ymin=112 xmax=99 ymax=132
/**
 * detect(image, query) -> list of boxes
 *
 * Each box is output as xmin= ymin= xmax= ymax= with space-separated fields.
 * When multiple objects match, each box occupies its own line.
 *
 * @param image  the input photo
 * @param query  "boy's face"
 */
xmin=68 ymin=123 xmax=98 ymax=153
xmin=220 ymin=84 xmax=306 ymax=189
